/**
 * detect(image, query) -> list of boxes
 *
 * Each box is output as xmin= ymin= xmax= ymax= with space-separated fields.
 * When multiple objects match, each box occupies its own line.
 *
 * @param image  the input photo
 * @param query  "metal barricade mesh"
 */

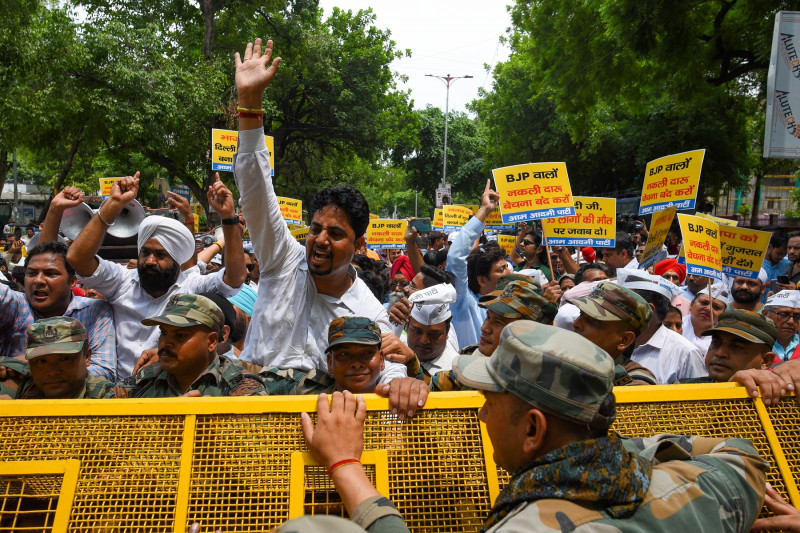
xmin=0 ymin=475 xmax=61 ymax=533
xmin=187 ymin=408 xmax=491 ymax=532
xmin=0 ymin=416 xmax=185 ymax=532
xmin=0 ymin=387 xmax=797 ymax=532
xmin=763 ymin=401 xmax=800 ymax=488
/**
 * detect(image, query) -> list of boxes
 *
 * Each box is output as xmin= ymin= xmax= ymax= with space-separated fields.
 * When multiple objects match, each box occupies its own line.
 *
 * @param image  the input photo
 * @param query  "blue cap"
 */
xmin=227 ymin=284 xmax=257 ymax=317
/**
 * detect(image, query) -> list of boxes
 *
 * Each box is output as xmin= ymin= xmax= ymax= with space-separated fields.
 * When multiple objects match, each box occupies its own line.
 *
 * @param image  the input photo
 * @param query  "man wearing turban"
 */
xmin=654 ymin=258 xmax=691 ymax=316
xmin=67 ymin=173 xmax=246 ymax=378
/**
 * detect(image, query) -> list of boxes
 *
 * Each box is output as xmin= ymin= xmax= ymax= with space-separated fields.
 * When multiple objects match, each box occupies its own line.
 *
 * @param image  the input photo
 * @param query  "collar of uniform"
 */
xmin=155 ymin=354 xmax=223 ymax=390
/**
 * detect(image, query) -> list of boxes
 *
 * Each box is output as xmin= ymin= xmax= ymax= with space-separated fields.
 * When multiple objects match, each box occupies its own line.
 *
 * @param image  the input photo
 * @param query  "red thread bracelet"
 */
xmin=327 ymin=458 xmax=361 ymax=477
xmin=238 ymin=112 xmax=262 ymax=120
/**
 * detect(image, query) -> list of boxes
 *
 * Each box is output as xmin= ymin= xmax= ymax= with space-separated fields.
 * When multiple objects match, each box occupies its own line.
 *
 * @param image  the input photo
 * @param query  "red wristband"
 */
xmin=238 ymin=112 xmax=262 ymax=120
xmin=327 ymin=458 xmax=361 ymax=477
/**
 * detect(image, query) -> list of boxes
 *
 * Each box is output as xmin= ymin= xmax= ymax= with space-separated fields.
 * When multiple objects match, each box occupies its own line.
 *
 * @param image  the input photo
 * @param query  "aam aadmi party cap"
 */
xmin=411 ymin=303 xmax=451 ymax=326
xmin=326 ymin=316 xmax=382 ymax=352
xmin=702 ymin=309 xmax=777 ymax=347
xmin=765 ymin=290 xmax=800 ymax=310
xmin=616 ymin=268 xmax=681 ymax=301
xmin=141 ymin=293 xmax=224 ymax=333
xmin=697 ymin=282 xmax=731 ymax=305
xmin=26 ymin=316 xmax=87 ymax=360
xmin=453 ymin=320 xmax=615 ymax=425
xmin=571 ymin=281 xmax=652 ymax=334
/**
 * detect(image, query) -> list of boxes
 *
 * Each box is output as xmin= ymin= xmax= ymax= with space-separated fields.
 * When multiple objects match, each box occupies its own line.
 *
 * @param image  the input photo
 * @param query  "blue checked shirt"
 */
xmin=0 ymin=283 xmax=117 ymax=380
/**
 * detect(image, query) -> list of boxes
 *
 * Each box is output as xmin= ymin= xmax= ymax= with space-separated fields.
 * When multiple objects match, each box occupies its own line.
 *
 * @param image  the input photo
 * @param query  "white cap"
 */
xmin=697 ymin=282 xmax=731 ymax=304
xmin=447 ymin=231 xmax=459 ymax=243
xmin=616 ymin=268 xmax=680 ymax=300
xmin=516 ymin=268 xmax=548 ymax=286
xmin=210 ymin=253 xmax=223 ymax=265
xmin=758 ymin=268 xmax=768 ymax=285
xmin=410 ymin=302 xmax=452 ymax=325
xmin=765 ymin=290 xmax=800 ymax=309
xmin=408 ymin=283 xmax=457 ymax=306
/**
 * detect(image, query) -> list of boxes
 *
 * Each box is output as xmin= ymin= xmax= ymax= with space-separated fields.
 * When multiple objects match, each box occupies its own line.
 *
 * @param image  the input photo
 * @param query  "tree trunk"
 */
xmin=0 ymin=149 xmax=8 ymax=199
xmin=200 ymin=0 xmax=217 ymax=60
xmin=38 ymin=125 xmax=85 ymax=223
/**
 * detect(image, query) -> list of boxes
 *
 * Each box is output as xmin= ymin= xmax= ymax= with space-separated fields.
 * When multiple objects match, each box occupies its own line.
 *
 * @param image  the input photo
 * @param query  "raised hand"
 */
xmin=166 ymin=191 xmax=192 ymax=221
xmin=477 ymin=179 xmax=500 ymax=221
xmin=207 ymin=173 xmax=235 ymax=219
xmin=108 ymin=172 xmax=140 ymax=207
xmin=234 ymin=38 xmax=282 ymax=107
xmin=51 ymin=186 xmax=85 ymax=211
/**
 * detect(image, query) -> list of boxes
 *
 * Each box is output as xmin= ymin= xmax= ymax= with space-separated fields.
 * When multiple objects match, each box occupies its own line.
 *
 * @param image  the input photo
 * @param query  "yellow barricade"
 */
xmin=0 ymin=384 xmax=798 ymax=532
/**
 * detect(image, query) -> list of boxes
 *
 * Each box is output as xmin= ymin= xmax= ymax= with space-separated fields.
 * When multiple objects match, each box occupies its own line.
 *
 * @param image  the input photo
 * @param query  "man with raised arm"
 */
xmin=231 ymin=39 xmax=405 ymax=381
xmin=66 ymin=174 xmax=246 ymax=377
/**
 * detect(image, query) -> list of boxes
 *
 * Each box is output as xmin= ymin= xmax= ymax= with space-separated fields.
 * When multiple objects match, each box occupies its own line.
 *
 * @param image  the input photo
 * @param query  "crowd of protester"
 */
xmin=2 ymin=38 xmax=800 ymax=532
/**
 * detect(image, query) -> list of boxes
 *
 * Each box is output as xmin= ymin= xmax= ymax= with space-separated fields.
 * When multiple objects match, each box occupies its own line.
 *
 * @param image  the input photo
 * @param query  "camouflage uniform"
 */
xmin=1 ymin=317 xmax=114 ymax=399
xmin=450 ymin=321 xmax=767 ymax=533
xmin=571 ymin=281 xmax=658 ymax=386
xmin=110 ymin=354 xmax=266 ymax=397
xmin=109 ymin=294 xmax=266 ymax=397
xmin=260 ymin=316 xmax=382 ymax=395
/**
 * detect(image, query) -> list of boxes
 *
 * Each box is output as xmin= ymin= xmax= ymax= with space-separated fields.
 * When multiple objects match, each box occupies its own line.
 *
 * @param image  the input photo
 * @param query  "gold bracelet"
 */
xmin=236 ymin=106 xmax=265 ymax=115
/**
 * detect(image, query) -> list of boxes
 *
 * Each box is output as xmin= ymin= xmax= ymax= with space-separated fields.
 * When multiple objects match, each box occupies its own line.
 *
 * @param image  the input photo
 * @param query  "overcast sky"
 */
xmin=317 ymin=0 xmax=513 ymax=114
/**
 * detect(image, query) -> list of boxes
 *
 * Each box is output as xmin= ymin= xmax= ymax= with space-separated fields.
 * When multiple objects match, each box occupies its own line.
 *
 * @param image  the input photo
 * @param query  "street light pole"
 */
xmin=426 ymin=73 xmax=473 ymax=188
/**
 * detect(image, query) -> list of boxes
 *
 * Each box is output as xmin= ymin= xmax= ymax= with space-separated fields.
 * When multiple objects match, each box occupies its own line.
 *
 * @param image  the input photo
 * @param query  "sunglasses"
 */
xmin=246 ymin=264 xmax=255 ymax=271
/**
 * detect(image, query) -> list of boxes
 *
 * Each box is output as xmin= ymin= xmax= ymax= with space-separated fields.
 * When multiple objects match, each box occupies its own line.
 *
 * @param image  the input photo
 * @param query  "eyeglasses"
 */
xmin=770 ymin=310 xmax=800 ymax=322
xmin=522 ymin=240 xmax=537 ymax=246
xmin=391 ymin=281 xmax=409 ymax=289
xmin=246 ymin=264 xmax=255 ymax=271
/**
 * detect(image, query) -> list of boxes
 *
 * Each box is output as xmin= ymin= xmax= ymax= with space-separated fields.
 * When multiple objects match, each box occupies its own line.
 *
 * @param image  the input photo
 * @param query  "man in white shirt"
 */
xmin=622 ymin=271 xmax=707 ymax=383
xmin=231 ymin=38 xmax=404 ymax=381
xmin=406 ymin=303 xmax=458 ymax=377
xmin=66 ymin=174 xmax=246 ymax=377
xmin=601 ymin=232 xmax=638 ymax=273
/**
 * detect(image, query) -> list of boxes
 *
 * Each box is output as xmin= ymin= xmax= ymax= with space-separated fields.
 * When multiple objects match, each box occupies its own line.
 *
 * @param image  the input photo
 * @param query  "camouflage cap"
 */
xmin=326 ymin=316 xmax=382 ymax=353
xmin=141 ymin=293 xmax=223 ymax=332
xmin=701 ymin=310 xmax=777 ymax=346
xmin=478 ymin=279 xmax=558 ymax=324
xmin=26 ymin=316 xmax=87 ymax=360
xmin=572 ymin=281 xmax=652 ymax=334
xmin=479 ymin=273 xmax=536 ymax=302
xmin=453 ymin=320 xmax=615 ymax=425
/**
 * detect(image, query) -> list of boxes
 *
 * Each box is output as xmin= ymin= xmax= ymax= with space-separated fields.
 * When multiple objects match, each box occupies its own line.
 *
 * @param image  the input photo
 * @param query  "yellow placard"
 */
xmin=640 ymin=149 xmax=705 ymax=215
xmin=277 ymin=197 xmax=303 ymax=225
xmin=291 ymin=226 xmax=309 ymax=242
xmin=367 ymin=219 xmax=407 ymax=250
xmin=432 ymin=208 xmax=444 ymax=230
xmin=457 ymin=204 xmax=479 ymax=215
xmin=497 ymin=235 xmax=517 ymax=257
xmin=639 ymin=206 xmax=677 ymax=269
xmin=443 ymin=205 xmax=473 ymax=231
xmin=541 ymin=197 xmax=616 ymax=248
xmin=369 ymin=213 xmax=379 ymax=220
xmin=492 ymin=162 xmax=575 ymax=223
xmin=718 ymin=226 xmax=771 ymax=280
xmin=484 ymin=208 xmax=514 ymax=231
xmin=695 ymin=212 xmax=737 ymax=227
xmin=211 ymin=129 xmax=274 ymax=174
xmin=99 ymin=177 xmax=123 ymax=198
xmin=677 ymin=214 xmax=723 ymax=281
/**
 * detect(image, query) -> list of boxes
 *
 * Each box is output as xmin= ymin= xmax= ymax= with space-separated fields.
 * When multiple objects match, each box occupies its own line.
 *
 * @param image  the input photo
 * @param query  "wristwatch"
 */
xmin=220 ymin=216 xmax=240 ymax=225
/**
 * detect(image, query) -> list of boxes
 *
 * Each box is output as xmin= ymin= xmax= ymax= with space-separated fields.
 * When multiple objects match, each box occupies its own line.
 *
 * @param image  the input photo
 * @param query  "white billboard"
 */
xmin=764 ymin=11 xmax=800 ymax=158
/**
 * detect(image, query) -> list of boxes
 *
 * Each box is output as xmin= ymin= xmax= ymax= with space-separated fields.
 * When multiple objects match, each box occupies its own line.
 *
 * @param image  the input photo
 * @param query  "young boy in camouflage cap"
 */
xmin=0 ymin=316 xmax=114 ymax=399
xmin=570 ymin=281 xmax=658 ymax=385
xmin=261 ymin=316 xmax=429 ymax=420
xmin=108 ymin=294 xmax=265 ymax=397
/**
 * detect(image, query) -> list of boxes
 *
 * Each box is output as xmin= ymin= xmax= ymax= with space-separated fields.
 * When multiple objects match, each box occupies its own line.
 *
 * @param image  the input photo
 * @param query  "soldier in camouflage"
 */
xmin=570 ymin=281 xmax=659 ymax=385
xmin=108 ymin=294 xmax=265 ymax=397
xmin=430 ymin=277 xmax=557 ymax=391
xmin=449 ymin=320 xmax=768 ymax=532
xmin=0 ymin=316 xmax=114 ymax=399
